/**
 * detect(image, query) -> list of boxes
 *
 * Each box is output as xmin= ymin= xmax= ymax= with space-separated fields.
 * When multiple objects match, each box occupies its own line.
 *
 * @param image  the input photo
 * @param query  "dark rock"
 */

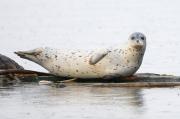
xmin=0 ymin=54 xmax=24 ymax=70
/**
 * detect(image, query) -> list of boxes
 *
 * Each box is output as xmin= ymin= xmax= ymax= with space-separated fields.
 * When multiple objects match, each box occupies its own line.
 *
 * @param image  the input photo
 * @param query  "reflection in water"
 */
xmin=89 ymin=86 xmax=144 ymax=107
xmin=0 ymin=83 xmax=180 ymax=119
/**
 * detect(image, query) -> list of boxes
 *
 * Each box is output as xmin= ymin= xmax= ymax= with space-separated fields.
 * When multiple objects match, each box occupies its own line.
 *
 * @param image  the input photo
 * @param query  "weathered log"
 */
xmin=89 ymin=82 xmax=180 ymax=87
xmin=1 ymin=69 xmax=180 ymax=87
xmin=0 ymin=69 xmax=54 ymax=76
xmin=0 ymin=69 xmax=68 ymax=85
xmin=74 ymin=73 xmax=180 ymax=83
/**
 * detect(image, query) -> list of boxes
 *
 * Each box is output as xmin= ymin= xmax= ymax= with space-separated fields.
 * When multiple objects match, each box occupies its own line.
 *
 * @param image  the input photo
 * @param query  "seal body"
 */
xmin=15 ymin=32 xmax=146 ymax=79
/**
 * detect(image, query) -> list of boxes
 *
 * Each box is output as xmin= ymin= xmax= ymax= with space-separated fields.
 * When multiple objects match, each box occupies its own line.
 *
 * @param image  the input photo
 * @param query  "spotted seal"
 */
xmin=15 ymin=32 xmax=146 ymax=79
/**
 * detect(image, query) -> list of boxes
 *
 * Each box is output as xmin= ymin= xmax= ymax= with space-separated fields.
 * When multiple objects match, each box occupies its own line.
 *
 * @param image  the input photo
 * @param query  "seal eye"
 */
xmin=131 ymin=36 xmax=135 ymax=40
xmin=141 ymin=37 xmax=144 ymax=40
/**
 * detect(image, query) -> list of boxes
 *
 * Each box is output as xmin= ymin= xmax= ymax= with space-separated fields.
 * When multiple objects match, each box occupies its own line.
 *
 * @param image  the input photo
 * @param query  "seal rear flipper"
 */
xmin=89 ymin=49 xmax=111 ymax=65
xmin=15 ymin=48 xmax=43 ymax=58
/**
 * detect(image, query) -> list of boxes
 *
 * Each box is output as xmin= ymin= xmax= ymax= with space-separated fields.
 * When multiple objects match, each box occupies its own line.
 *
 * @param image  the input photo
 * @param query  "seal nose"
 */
xmin=137 ymin=39 xmax=144 ymax=46
xmin=136 ymin=40 xmax=140 ymax=43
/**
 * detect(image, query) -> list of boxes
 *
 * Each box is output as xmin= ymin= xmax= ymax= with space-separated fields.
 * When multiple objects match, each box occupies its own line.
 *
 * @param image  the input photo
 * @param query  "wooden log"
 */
xmin=0 ymin=69 xmax=68 ymax=84
xmin=74 ymin=73 xmax=180 ymax=83
xmin=89 ymin=82 xmax=180 ymax=87
xmin=0 ymin=69 xmax=54 ymax=76
xmin=1 ymin=69 xmax=180 ymax=87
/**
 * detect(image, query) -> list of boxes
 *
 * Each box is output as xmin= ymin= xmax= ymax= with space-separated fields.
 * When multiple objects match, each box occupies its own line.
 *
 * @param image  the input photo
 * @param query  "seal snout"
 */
xmin=136 ymin=39 xmax=144 ymax=46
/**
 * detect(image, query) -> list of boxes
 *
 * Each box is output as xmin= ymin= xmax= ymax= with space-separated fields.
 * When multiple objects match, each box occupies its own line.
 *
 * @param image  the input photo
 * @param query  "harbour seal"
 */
xmin=15 ymin=32 xmax=146 ymax=79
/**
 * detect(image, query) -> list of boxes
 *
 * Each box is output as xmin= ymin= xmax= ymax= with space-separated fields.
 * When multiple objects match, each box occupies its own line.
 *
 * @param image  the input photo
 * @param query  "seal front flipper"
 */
xmin=89 ymin=49 xmax=111 ymax=65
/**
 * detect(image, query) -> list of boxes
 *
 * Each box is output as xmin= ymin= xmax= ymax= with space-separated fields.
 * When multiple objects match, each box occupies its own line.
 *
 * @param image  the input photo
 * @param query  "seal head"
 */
xmin=128 ymin=32 xmax=146 ymax=50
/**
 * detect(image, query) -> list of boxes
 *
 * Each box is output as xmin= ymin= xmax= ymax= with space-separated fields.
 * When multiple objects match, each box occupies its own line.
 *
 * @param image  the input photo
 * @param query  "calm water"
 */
xmin=0 ymin=83 xmax=180 ymax=119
